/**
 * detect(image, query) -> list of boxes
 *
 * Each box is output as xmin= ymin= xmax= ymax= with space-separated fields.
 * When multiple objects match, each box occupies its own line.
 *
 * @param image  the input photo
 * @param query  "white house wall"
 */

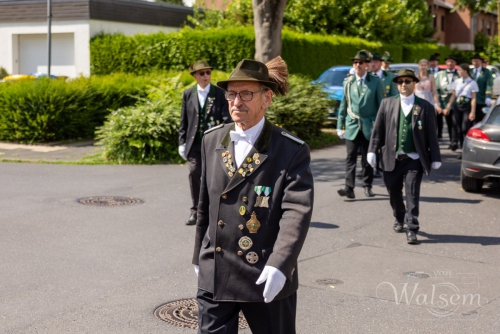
xmin=0 ymin=20 xmax=178 ymax=77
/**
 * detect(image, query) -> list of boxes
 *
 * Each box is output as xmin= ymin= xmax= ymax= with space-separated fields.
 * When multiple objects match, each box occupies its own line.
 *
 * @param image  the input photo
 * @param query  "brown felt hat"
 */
xmin=189 ymin=60 xmax=213 ymax=75
xmin=216 ymin=59 xmax=278 ymax=93
xmin=351 ymin=50 xmax=371 ymax=63
xmin=392 ymin=69 xmax=420 ymax=83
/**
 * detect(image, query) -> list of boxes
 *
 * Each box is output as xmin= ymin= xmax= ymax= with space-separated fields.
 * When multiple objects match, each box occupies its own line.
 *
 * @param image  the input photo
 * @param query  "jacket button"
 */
xmin=218 ymin=220 xmax=224 ymax=226
xmin=238 ymin=224 xmax=244 ymax=230
xmin=242 ymin=196 xmax=248 ymax=203
xmin=216 ymin=247 xmax=222 ymax=252
xmin=237 ymin=251 xmax=243 ymax=256
xmin=221 ymin=194 xmax=227 ymax=199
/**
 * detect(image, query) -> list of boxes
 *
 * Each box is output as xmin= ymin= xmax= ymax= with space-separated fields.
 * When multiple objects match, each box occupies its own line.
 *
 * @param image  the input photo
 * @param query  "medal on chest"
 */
xmin=254 ymin=186 xmax=271 ymax=208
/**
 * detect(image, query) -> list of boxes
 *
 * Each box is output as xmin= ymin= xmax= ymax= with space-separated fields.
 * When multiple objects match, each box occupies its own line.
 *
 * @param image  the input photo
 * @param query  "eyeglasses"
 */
xmin=198 ymin=70 xmax=211 ymax=76
xmin=397 ymin=79 xmax=413 ymax=85
xmin=225 ymin=90 xmax=262 ymax=102
xmin=353 ymin=61 xmax=365 ymax=65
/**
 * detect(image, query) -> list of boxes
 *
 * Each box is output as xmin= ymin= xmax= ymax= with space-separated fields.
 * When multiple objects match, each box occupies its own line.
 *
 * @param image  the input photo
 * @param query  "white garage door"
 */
xmin=19 ymin=33 xmax=76 ymax=77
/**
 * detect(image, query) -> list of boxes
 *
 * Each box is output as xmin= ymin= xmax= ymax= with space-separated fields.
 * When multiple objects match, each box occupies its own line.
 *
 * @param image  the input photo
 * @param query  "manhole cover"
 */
xmin=403 ymin=272 xmax=430 ymax=279
xmin=77 ymin=196 xmax=144 ymax=207
xmin=316 ymin=278 xmax=344 ymax=285
xmin=154 ymin=298 xmax=248 ymax=329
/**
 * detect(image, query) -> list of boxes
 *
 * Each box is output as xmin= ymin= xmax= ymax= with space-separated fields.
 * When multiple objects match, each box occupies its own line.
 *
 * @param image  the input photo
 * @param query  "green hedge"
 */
xmin=90 ymin=27 xmax=452 ymax=79
xmin=0 ymin=73 xmax=165 ymax=143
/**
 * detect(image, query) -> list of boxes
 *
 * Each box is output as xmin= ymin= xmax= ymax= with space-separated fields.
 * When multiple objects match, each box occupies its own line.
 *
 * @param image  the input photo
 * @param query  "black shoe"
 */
xmin=373 ymin=170 xmax=382 ymax=178
xmin=364 ymin=187 xmax=375 ymax=197
xmin=338 ymin=188 xmax=355 ymax=199
xmin=450 ymin=143 xmax=458 ymax=152
xmin=393 ymin=221 xmax=404 ymax=233
xmin=406 ymin=230 xmax=418 ymax=244
xmin=185 ymin=213 xmax=197 ymax=225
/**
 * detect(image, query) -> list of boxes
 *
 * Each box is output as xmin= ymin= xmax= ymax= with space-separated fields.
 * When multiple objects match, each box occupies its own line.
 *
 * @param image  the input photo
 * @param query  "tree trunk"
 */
xmin=252 ymin=0 xmax=288 ymax=63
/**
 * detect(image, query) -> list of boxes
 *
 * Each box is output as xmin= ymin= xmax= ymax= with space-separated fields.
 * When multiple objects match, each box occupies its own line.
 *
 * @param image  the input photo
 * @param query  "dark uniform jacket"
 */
xmin=192 ymin=119 xmax=314 ymax=302
xmin=472 ymin=67 xmax=493 ymax=105
xmin=179 ymin=84 xmax=229 ymax=156
xmin=368 ymin=95 xmax=441 ymax=176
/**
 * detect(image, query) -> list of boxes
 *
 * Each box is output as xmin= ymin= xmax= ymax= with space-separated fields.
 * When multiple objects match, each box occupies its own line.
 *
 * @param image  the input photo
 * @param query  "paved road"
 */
xmin=1 ymin=141 xmax=499 ymax=333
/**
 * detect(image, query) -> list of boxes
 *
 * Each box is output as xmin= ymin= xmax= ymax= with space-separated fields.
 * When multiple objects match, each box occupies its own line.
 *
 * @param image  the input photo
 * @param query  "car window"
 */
xmin=486 ymin=106 xmax=500 ymax=125
xmin=317 ymin=70 xmax=349 ymax=86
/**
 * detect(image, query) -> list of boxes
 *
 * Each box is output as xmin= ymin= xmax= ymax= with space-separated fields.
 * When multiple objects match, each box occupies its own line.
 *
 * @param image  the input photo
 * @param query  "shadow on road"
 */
xmin=419 ymin=231 xmax=500 ymax=246
xmin=419 ymin=197 xmax=482 ymax=204
xmin=310 ymin=158 xmax=345 ymax=183
xmin=310 ymin=222 xmax=339 ymax=229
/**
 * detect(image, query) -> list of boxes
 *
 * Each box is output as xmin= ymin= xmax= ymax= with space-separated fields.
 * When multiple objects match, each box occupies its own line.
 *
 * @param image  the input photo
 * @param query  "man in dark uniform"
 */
xmin=435 ymin=55 xmax=459 ymax=146
xmin=179 ymin=60 xmax=230 ymax=225
xmin=337 ymin=50 xmax=383 ymax=198
xmin=428 ymin=53 xmax=441 ymax=76
xmin=470 ymin=53 xmax=493 ymax=124
xmin=367 ymin=69 xmax=442 ymax=244
xmin=192 ymin=58 xmax=314 ymax=334
xmin=381 ymin=51 xmax=393 ymax=71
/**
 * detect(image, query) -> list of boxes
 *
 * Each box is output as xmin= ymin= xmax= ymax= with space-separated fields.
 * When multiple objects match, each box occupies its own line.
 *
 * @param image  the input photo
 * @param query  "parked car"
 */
xmin=311 ymin=66 xmax=351 ymax=120
xmin=461 ymin=105 xmax=500 ymax=192
xmin=386 ymin=63 xmax=419 ymax=75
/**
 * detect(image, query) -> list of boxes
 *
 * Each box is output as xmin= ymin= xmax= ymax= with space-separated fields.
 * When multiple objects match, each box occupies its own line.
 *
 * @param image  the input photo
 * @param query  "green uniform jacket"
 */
xmin=337 ymin=74 xmax=384 ymax=141
xmin=380 ymin=71 xmax=398 ymax=98
xmin=435 ymin=69 xmax=459 ymax=109
xmin=472 ymin=67 xmax=493 ymax=105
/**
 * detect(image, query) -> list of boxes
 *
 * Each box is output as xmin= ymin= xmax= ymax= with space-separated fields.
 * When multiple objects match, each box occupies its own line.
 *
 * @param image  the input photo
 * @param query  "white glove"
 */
xmin=178 ymin=144 xmax=187 ymax=160
xmin=367 ymin=152 xmax=376 ymax=168
xmin=431 ymin=162 xmax=442 ymax=170
xmin=256 ymin=266 xmax=286 ymax=303
xmin=337 ymin=129 xmax=345 ymax=139
xmin=194 ymin=265 xmax=199 ymax=276
xmin=485 ymin=98 xmax=492 ymax=107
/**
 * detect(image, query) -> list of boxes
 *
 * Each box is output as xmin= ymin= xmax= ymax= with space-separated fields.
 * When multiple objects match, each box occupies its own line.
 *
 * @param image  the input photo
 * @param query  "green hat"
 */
xmin=429 ymin=53 xmax=440 ymax=61
xmin=445 ymin=54 xmax=458 ymax=62
xmin=216 ymin=59 xmax=278 ymax=93
xmin=381 ymin=51 xmax=393 ymax=63
xmin=471 ymin=53 xmax=484 ymax=61
xmin=392 ymin=69 xmax=420 ymax=83
xmin=351 ymin=50 xmax=371 ymax=62
xmin=371 ymin=52 xmax=383 ymax=61
xmin=189 ymin=60 xmax=213 ymax=74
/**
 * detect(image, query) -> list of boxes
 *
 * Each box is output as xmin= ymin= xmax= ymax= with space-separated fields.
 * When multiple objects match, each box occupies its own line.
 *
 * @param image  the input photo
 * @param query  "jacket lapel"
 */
xmin=205 ymin=85 xmax=216 ymax=122
xmin=189 ymin=86 xmax=200 ymax=117
xmin=392 ymin=95 xmax=400 ymax=129
xmin=412 ymin=96 xmax=423 ymax=131
xmin=222 ymin=119 xmax=273 ymax=194
xmin=216 ymin=123 xmax=236 ymax=180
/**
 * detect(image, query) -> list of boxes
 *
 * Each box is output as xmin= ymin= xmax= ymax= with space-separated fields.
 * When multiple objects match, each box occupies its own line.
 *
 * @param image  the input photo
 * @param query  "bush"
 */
xmin=402 ymin=44 xmax=453 ymax=63
xmin=0 ymin=73 xmax=166 ymax=143
xmin=0 ymin=67 xmax=9 ymax=79
xmin=475 ymin=32 xmax=490 ymax=53
xmin=96 ymin=73 xmax=331 ymax=164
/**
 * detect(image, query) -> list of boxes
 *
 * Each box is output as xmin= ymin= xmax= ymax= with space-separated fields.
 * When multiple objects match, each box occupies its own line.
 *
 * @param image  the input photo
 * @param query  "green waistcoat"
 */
xmin=397 ymin=106 xmax=416 ymax=154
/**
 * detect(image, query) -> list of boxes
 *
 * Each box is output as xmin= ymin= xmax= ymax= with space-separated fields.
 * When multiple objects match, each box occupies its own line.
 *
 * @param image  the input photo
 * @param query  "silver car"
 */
xmin=461 ymin=105 xmax=500 ymax=192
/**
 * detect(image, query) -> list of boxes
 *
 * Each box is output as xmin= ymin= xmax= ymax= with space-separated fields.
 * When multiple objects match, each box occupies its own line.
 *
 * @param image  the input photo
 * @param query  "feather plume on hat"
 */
xmin=265 ymin=56 xmax=289 ymax=96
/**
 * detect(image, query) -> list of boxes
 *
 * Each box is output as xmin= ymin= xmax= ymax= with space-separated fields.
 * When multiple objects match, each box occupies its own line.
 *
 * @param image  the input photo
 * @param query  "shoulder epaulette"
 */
xmin=204 ymin=123 xmax=225 ymax=134
xmin=281 ymin=131 xmax=305 ymax=146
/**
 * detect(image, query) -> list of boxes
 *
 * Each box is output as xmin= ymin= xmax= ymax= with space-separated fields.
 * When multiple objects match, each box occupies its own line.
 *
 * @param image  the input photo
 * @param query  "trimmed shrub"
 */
xmin=0 ymin=73 xmax=166 ymax=143
xmin=402 ymin=44 xmax=453 ymax=63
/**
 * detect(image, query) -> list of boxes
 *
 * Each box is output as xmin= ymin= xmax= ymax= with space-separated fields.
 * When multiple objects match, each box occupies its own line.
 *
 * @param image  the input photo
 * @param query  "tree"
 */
xmin=252 ymin=0 xmax=288 ymax=62
xmin=453 ymin=0 xmax=497 ymax=15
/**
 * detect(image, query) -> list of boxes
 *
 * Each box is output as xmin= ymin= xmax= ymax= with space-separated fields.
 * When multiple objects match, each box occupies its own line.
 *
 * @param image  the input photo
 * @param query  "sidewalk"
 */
xmin=0 ymin=141 xmax=102 ymax=162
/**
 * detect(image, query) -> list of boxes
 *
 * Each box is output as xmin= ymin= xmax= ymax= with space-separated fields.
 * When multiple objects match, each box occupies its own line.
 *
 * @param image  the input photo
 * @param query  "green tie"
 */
xmin=357 ymin=79 xmax=362 ymax=95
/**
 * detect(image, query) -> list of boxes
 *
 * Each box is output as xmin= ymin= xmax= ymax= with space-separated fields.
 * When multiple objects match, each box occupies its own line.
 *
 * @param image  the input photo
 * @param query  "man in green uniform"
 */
xmin=435 ymin=55 xmax=459 ymax=147
xmin=337 ymin=50 xmax=384 ymax=198
xmin=370 ymin=52 xmax=398 ymax=98
xmin=381 ymin=51 xmax=393 ymax=71
xmin=470 ymin=53 xmax=493 ymax=123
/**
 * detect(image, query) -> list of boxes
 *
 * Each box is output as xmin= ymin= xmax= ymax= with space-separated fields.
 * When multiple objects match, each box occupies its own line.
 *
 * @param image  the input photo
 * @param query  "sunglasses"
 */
xmin=353 ymin=61 xmax=365 ymax=65
xmin=198 ymin=70 xmax=211 ymax=76
xmin=397 ymin=79 xmax=413 ymax=85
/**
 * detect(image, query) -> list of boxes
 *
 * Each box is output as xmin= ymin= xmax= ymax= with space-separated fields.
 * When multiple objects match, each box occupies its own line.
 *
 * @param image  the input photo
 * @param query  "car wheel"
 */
xmin=461 ymin=168 xmax=484 ymax=193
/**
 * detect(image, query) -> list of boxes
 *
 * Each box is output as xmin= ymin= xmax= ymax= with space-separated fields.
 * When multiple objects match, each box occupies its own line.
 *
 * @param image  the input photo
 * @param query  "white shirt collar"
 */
xmin=234 ymin=117 xmax=266 ymax=144
xmin=197 ymin=83 xmax=210 ymax=93
xmin=376 ymin=69 xmax=383 ymax=78
xmin=355 ymin=72 xmax=367 ymax=82
xmin=401 ymin=94 xmax=415 ymax=104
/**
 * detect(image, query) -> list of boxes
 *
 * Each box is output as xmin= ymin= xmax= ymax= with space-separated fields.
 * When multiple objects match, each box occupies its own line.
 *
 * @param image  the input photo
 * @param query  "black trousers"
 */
xmin=345 ymin=131 xmax=373 ymax=189
xmin=437 ymin=111 xmax=455 ymax=142
xmin=475 ymin=103 xmax=486 ymax=124
xmin=383 ymin=158 xmax=423 ymax=232
xmin=197 ymin=289 xmax=297 ymax=334
xmin=188 ymin=143 xmax=202 ymax=214
xmin=453 ymin=103 xmax=473 ymax=148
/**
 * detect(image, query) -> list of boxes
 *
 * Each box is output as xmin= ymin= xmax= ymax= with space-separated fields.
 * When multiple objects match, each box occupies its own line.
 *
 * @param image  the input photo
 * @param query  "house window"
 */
xmin=441 ymin=16 xmax=445 ymax=32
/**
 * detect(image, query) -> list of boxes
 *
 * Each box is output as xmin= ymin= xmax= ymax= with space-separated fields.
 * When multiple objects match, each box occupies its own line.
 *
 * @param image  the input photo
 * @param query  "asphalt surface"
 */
xmin=1 ymin=140 xmax=499 ymax=333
